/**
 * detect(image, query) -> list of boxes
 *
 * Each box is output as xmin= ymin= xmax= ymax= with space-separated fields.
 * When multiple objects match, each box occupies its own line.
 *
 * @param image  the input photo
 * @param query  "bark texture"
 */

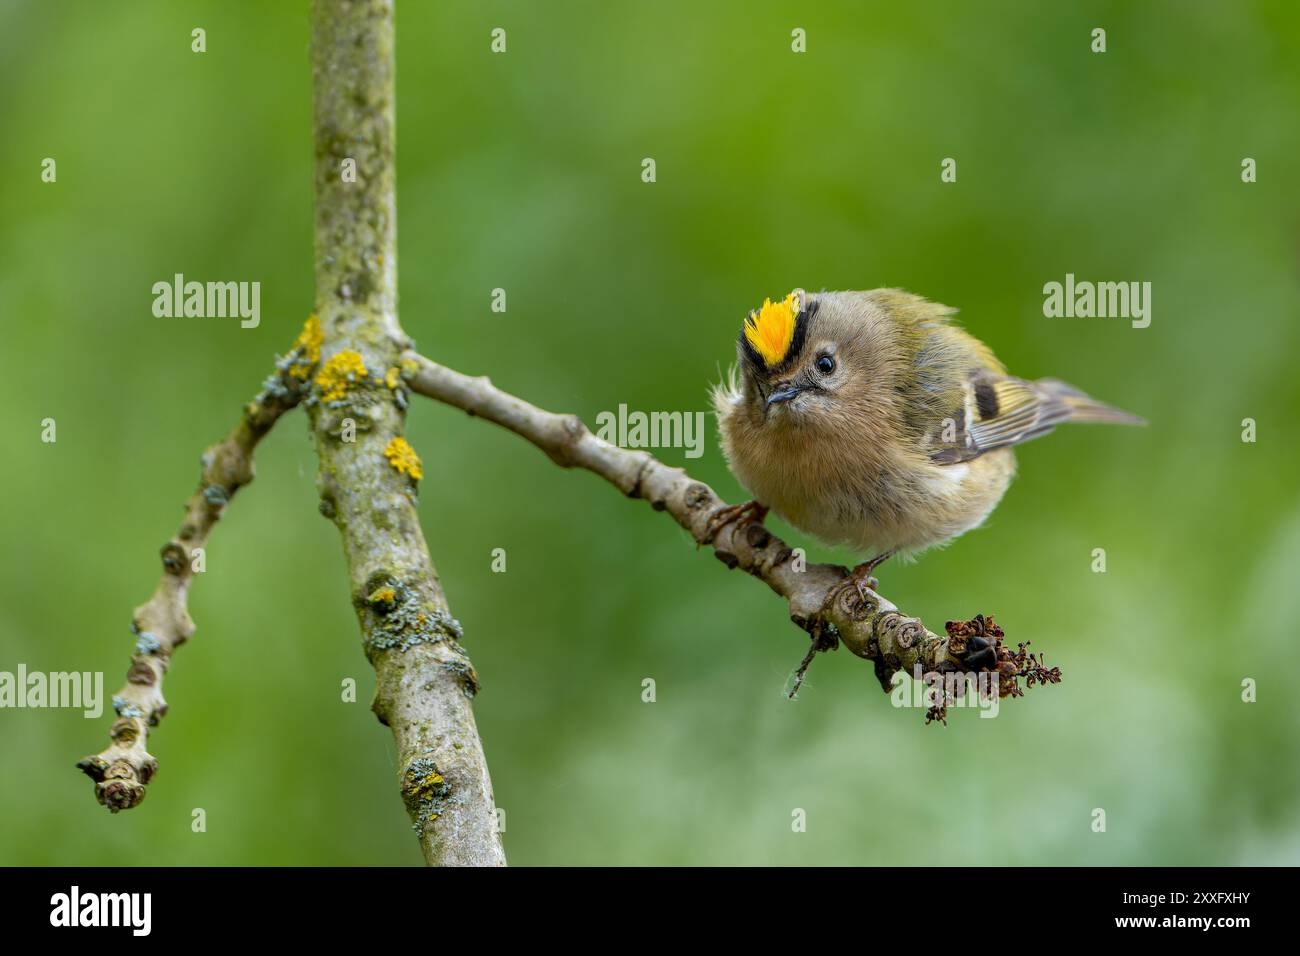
xmin=308 ymin=0 xmax=504 ymax=866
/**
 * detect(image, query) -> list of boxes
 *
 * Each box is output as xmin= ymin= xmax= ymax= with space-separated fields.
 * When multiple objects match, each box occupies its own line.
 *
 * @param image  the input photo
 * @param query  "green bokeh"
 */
xmin=1 ymin=0 xmax=1297 ymax=865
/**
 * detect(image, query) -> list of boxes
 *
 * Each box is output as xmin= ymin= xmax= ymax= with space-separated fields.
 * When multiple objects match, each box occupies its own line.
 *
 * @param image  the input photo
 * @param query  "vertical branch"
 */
xmin=309 ymin=0 xmax=504 ymax=866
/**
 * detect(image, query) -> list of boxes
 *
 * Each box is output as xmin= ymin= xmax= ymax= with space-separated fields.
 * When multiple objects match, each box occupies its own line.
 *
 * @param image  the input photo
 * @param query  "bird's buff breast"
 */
xmin=721 ymin=419 xmax=1016 ymax=557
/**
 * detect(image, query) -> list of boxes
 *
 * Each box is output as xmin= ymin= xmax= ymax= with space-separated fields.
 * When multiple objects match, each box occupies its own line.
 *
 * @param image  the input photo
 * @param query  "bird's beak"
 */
xmin=765 ymin=383 xmax=805 ymax=408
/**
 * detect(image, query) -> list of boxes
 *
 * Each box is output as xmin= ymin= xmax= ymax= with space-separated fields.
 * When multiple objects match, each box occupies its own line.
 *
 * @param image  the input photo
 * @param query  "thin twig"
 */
xmin=76 ymin=328 xmax=317 ymax=810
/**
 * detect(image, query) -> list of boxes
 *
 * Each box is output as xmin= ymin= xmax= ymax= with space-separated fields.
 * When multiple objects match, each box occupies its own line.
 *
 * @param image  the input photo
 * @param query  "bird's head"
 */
xmin=734 ymin=289 xmax=907 ymax=433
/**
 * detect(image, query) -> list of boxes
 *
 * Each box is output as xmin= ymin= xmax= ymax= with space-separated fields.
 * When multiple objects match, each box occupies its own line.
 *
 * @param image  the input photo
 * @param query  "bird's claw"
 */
xmin=846 ymin=552 xmax=892 ymax=600
xmin=702 ymin=500 xmax=768 ymax=546
xmin=850 ymin=573 xmax=880 ymax=603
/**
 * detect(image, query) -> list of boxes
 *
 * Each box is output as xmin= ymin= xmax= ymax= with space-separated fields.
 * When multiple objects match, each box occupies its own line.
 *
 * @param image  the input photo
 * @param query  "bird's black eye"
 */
xmin=815 ymin=354 xmax=835 ymax=375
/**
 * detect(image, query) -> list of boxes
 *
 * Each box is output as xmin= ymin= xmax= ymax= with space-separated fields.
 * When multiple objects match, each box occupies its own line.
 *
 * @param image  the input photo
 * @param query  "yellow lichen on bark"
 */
xmin=315 ymin=349 xmax=368 ymax=402
xmin=290 ymin=315 xmax=324 ymax=377
xmin=384 ymin=436 xmax=423 ymax=480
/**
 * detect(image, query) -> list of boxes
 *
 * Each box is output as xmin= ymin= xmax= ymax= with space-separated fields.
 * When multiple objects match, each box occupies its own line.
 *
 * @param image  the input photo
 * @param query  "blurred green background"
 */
xmin=2 ymin=0 xmax=1298 ymax=866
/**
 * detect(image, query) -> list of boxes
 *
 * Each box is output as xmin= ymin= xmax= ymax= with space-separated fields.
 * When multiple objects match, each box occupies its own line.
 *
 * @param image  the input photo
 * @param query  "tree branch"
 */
xmin=309 ymin=0 xmax=504 ymax=866
xmin=401 ymin=352 xmax=1047 ymax=707
xmin=76 ymin=332 xmax=316 ymax=810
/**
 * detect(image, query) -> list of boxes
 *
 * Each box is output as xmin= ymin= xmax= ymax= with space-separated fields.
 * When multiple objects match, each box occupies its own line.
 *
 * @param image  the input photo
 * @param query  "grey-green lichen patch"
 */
xmin=250 ymin=323 xmax=318 ymax=408
xmin=112 ymin=696 xmax=144 ymax=719
xmin=440 ymin=660 xmax=480 ymax=698
xmin=202 ymin=485 xmax=229 ymax=507
xmin=259 ymin=365 xmax=297 ymax=402
xmin=259 ymin=375 xmax=291 ymax=402
xmin=134 ymin=632 xmax=162 ymax=655
xmin=401 ymin=755 xmax=450 ymax=836
xmin=362 ymin=580 xmax=463 ymax=653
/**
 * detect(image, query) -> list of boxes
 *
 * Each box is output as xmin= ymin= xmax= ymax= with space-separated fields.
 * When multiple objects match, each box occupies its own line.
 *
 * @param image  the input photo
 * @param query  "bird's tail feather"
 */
xmin=1037 ymin=378 xmax=1147 ymax=427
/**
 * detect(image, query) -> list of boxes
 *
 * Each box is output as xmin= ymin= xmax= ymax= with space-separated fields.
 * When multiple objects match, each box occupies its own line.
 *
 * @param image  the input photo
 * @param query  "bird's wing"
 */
xmin=926 ymin=375 xmax=1145 ymax=464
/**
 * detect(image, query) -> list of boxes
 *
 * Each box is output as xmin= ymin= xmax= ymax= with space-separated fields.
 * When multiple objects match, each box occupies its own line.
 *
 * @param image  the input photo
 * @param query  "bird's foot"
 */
xmin=846 ymin=551 xmax=893 ymax=602
xmin=794 ymin=552 xmax=890 ymax=699
xmin=702 ymin=500 xmax=768 ymax=546
xmin=812 ymin=551 xmax=894 ymax=627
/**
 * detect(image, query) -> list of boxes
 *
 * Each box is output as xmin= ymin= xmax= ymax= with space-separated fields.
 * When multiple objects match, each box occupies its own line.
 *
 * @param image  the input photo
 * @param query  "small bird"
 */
xmin=711 ymin=288 xmax=1144 ymax=587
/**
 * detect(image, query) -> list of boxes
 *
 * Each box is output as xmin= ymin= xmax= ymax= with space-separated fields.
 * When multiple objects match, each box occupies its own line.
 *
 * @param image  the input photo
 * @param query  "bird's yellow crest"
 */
xmin=743 ymin=292 xmax=800 ymax=368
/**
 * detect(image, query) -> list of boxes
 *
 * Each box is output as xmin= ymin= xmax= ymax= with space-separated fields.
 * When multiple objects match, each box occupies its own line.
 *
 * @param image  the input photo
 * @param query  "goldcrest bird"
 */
xmin=711 ymin=288 xmax=1144 ymax=585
